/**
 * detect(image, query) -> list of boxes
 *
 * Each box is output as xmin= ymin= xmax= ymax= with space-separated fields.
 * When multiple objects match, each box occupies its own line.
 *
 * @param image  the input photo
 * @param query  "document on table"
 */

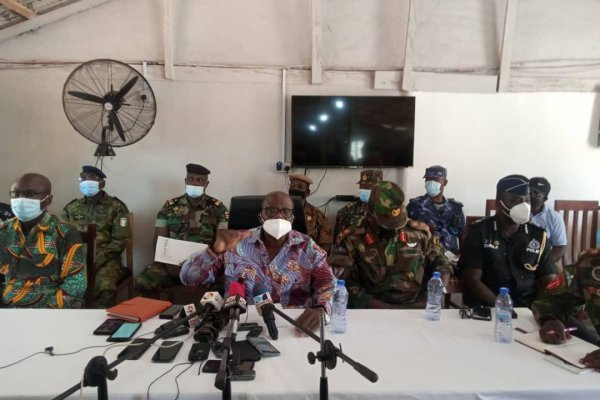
xmin=154 ymin=236 xmax=208 ymax=266
xmin=516 ymin=330 xmax=598 ymax=370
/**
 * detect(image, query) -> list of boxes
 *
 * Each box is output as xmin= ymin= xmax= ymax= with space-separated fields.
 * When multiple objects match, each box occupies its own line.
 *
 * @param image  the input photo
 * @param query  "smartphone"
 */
xmin=472 ymin=306 xmax=492 ymax=321
xmin=93 ymin=319 xmax=124 ymax=335
xmin=247 ymin=337 xmax=280 ymax=357
xmin=117 ymin=338 xmax=152 ymax=360
xmin=152 ymin=340 xmax=184 ymax=363
xmin=231 ymin=361 xmax=256 ymax=381
xmin=188 ymin=342 xmax=211 ymax=362
xmin=202 ymin=359 xmax=221 ymax=373
xmin=239 ymin=322 xmax=259 ymax=331
xmin=246 ymin=326 xmax=263 ymax=338
xmin=107 ymin=322 xmax=142 ymax=342
xmin=159 ymin=304 xmax=183 ymax=319
xmin=234 ymin=340 xmax=261 ymax=362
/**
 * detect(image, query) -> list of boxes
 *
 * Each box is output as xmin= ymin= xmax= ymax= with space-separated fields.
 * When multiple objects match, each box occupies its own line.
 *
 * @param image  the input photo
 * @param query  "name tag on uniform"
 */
xmin=483 ymin=240 xmax=499 ymax=250
xmin=120 ymin=217 xmax=128 ymax=227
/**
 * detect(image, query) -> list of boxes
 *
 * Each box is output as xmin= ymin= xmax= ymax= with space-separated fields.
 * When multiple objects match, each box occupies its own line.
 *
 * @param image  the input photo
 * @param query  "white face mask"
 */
xmin=425 ymin=180 xmax=442 ymax=197
xmin=185 ymin=185 xmax=205 ymax=198
xmin=11 ymin=197 xmax=47 ymax=222
xmin=262 ymin=218 xmax=292 ymax=239
xmin=500 ymin=200 xmax=530 ymax=225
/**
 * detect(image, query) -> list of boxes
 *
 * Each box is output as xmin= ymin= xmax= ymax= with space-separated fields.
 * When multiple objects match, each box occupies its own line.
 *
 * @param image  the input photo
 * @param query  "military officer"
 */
xmin=62 ymin=165 xmax=129 ymax=308
xmin=329 ymin=181 xmax=450 ymax=309
xmin=459 ymin=174 xmax=557 ymax=308
xmin=135 ymin=163 xmax=228 ymax=297
xmin=334 ymin=169 xmax=383 ymax=239
xmin=288 ymin=173 xmax=333 ymax=254
xmin=407 ymin=165 xmax=465 ymax=256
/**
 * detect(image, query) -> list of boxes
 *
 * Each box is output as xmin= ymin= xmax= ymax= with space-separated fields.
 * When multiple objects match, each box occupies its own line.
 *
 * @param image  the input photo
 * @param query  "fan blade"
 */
xmin=113 ymin=76 xmax=139 ymax=103
xmin=109 ymin=112 xmax=126 ymax=142
xmin=68 ymin=91 xmax=105 ymax=104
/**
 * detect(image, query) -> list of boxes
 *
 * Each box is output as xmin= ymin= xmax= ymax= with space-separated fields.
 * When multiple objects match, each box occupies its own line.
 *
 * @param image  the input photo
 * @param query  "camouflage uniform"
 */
xmin=135 ymin=193 xmax=228 ymax=295
xmin=62 ymin=192 xmax=129 ymax=307
xmin=407 ymin=195 xmax=465 ymax=254
xmin=0 ymin=213 xmax=87 ymax=308
xmin=532 ymin=249 xmax=600 ymax=340
xmin=303 ymin=202 xmax=333 ymax=252
xmin=329 ymin=181 xmax=450 ymax=308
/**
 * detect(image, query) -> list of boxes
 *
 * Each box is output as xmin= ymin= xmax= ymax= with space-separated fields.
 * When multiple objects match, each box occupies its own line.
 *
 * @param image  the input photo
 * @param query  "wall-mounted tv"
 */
xmin=291 ymin=96 xmax=415 ymax=168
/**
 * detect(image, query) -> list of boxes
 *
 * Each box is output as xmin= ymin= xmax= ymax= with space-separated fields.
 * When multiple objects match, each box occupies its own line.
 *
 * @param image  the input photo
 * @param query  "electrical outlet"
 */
xmin=275 ymin=161 xmax=291 ymax=173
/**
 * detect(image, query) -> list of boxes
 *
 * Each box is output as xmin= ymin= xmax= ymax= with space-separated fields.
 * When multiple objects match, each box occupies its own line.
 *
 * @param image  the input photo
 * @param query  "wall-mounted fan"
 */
xmin=62 ymin=59 xmax=157 ymax=157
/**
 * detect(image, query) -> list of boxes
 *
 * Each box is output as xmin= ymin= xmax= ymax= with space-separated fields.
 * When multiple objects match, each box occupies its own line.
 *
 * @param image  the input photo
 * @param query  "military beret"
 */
xmin=357 ymin=170 xmax=383 ymax=184
xmin=423 ymin=165 xmax=447 ymax=179
xmin=288 ymin=173 xmax=313 ymax=185
xmin=529 ymin=177 xmax=551 ymax=196
xmin=497 ymin=174 xmax=529 ymax=196
xmin=368 ymin=181 xmax=407 ymax=227
xmin=82 ymin=165 xmax=106 ymax=179
xmin=186 ymin=163 xmax=210 ymax=175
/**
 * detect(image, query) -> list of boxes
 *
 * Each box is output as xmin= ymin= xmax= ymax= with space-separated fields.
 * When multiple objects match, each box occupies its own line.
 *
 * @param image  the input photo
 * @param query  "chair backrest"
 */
xmin=228 ymin=195 xmax=307 ymax=234
xmin=80 ymin=224 xmax=97 ymax=308
xmin=459 ymin=215 xmax=485 ymax=252
xmin=554 ymin=200 xmax=599 ymax=265
xmin=485 ymin=199 xmax=496 ymax=217
xmin=124 ymin=212 xmax=133 ymax=273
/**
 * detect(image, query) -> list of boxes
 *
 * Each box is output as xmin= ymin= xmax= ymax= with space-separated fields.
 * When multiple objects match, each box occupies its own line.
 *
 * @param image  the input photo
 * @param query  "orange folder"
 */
xmin=106 ymin=297 xmax=172 ymax=322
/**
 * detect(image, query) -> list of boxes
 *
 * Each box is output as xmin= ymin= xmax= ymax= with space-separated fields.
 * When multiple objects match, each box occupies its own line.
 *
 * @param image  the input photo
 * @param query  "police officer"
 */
xmin=62 ymin=165 xmax=129 ymax=308
xmin=135 ymin=163 xmax=228 ymax=297
xmin=329 ymin=181 xmax=450 ymax=309
xmin=407 ymin=165 xmax=464 ymax=256
xmin=288 ymin=173 xmax=333 ymax=254
xmin=334 ymin=169 xmax=382 ymax=239
xmin=532 ymin=249 xmax=600 ymax=370
xmin=459 ymin=174 xmax=557 ymax=308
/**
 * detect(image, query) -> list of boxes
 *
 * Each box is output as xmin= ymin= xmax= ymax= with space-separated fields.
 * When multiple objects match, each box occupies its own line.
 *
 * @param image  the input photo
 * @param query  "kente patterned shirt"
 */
xmin=0 ymin=213 xmax=87 ymax=308
xmin=180 ymin=227 xmax=335 ymax=308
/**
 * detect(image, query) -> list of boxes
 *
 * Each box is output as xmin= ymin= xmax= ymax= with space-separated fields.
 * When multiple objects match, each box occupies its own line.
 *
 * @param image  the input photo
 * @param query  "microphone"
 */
xmin=194 ymin=291 xmax=226 ymax=343
xmin=155 ymin=303 xmax=206 ymax=335
xmin=223 ymin=280 xmax=247 ymax=318
xmin=254 ymin=291 xmax=278 ymax=340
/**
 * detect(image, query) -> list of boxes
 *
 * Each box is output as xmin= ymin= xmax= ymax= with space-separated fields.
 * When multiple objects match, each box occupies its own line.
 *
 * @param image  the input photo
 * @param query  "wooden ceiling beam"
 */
xmin=0 ymin=0 xmax=35 ymax=19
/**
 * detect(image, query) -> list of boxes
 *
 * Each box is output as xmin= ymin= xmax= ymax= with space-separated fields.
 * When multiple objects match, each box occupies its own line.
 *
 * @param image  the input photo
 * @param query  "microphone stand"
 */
xmin=266 ymin=305 xmax=378 ymax=400
xmin=51 ymin=306 xmax=206 ymax=400
xmin=214 ymin=305 xmax=241 ymax=400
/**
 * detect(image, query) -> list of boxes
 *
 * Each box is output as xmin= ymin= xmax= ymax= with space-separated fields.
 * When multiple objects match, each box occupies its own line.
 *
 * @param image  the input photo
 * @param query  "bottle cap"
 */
xmin=499 ymin=287 xmax=509 ymax=295
xmin=432 ymin=272 xmax=441 ymax=279
xmin=337 ymin=279 xmax=345 ymax=286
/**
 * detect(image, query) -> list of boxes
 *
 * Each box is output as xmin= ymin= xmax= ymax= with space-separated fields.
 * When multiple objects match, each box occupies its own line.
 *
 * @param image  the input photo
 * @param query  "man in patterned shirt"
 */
xmin=181 ymin=191 xmax=335 ymax=333
xmin=0 ymin=173 xmax=87 ymax=308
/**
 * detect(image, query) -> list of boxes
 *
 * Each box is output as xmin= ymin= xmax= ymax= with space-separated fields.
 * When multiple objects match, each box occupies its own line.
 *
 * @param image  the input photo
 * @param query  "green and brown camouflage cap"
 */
xmin=368 ymin=181 xmax=407 ymax=228
xmin=356 ymin=170 xmax=383 ymax=185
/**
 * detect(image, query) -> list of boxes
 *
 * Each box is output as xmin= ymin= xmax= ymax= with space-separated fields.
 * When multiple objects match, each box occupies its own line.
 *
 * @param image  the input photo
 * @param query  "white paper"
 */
xmin=154 ymin=236 xmax=208 ymax=266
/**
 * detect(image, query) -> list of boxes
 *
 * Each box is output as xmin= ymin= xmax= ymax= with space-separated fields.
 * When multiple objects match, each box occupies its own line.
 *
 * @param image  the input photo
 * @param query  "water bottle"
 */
xmin=494 ymin=287 xmax=513 ymax=343
xmin=330 ymin=279 xmax=348 ymax=334
xmin=425 ymin=271 xmax=444 ymax=321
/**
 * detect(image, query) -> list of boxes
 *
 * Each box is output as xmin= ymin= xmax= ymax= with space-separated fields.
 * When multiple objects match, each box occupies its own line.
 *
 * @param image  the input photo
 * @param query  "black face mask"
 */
xmin=288 ymin=189 xmax=306 ymax=199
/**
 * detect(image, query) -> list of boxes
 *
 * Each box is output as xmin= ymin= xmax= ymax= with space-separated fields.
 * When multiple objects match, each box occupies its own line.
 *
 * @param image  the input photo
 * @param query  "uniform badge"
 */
xmin=407 ymin=272 xmax=414 ymax=280
xmin=120 ymin=217 xmax=127 ymax=227
xmin=307 ymin=216 xmax=312 ymax=221
xmin=483 ymin=239 xmax=498 ymax=250
xmin=591 ymin=266 xmax=600 ymax=282
xmin=391 ymin=208 xmax=401 ymax=217
xmin=526 ymin=239 xmax=541 ymax=254
xmin=364 ymin=233 xmax=375 ymax=246
xmin=406 ymin=242 xmax=417 ymax=248
xmin=398 ymin=231 xmax=407 ymax=243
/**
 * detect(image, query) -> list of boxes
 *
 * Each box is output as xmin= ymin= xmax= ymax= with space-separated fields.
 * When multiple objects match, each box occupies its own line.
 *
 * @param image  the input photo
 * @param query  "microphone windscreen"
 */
xmin=228 ymin=281 xmax=245 ymax=298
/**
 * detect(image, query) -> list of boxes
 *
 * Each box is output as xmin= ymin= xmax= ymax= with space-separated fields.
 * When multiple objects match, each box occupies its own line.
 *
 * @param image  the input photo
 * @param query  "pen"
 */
xmin=546 ymin=327 xmax=578 ymax=335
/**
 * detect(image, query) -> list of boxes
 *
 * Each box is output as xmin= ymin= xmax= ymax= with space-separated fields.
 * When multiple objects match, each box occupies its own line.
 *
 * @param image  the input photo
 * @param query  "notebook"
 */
xmin=106 ymin=297 xmax=172 ymax=322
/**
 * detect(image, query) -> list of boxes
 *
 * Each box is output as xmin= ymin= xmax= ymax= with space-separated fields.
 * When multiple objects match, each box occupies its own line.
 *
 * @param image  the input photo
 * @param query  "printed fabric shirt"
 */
xmin=62 ymin=192 xmax=129 ymax=268
xmin=0 ymin=213 xmax=87 ymax=308
xmin=180 ymin=228 xmax=335 ymax=308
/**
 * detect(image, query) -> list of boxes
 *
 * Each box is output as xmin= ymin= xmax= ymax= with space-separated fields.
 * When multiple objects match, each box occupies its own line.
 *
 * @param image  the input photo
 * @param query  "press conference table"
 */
xmin=1 ymin=308 xmax=599 ymax=400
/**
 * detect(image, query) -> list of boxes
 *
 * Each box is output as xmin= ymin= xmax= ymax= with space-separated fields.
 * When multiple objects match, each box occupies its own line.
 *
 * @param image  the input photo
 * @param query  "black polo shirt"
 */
xmin=458 ymin=216 xmax=556 ymax=307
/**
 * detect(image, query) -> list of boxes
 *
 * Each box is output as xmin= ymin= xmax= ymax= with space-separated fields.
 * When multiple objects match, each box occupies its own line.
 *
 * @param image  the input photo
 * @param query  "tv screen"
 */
xmin=291 ymin=96 xmax=415 ymax=168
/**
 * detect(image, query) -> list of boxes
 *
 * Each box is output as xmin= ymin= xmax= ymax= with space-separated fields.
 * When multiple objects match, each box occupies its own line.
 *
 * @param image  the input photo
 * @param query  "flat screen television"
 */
xmin=291 ymin=95 xmax=415 ymax=168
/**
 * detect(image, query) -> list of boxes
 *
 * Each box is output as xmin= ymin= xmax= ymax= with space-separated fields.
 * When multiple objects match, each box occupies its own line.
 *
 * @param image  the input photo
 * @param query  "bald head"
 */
xmin=11 ymin=173 xmax=53 ymax=211
xmin=262 ymin=191 xmax=293 ymax=209
xmin=260 ymin=191 xmax=295 ymax=222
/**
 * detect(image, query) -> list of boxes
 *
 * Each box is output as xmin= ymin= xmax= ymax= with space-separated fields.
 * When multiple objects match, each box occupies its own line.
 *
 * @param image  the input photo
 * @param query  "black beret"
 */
xmin=497 ymin=174 xmax=529 ymax=196
xmin=82 ymin=165 xmax=106 ymax=179
xmin=186 ymin=163 xmax=210 ymax=175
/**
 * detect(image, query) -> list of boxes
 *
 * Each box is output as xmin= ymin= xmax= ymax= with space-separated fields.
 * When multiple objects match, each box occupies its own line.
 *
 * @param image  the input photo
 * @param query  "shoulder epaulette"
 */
xmin=111 ymin=196 xmax=128 ymax=209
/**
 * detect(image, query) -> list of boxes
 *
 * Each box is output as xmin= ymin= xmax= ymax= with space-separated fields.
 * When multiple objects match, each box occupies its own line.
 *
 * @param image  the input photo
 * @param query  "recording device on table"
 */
xmin=188 ymin=342 xmax=211 ymax=362
xmin=117 ymin=338 xmax=152 ymax=360
xmin=107 ymin=322 xmax=141 ymax=342
xmin=159 ymin=304 xmax=183 ymax=319
xmin=470 ymin=306 xmax=517 ymax=321
xmin=151 ymin=340 xmax=184 ymax=363
xmin=194 ymin=291 xmax=226 ymax=343
xmin=93 ymin=319 xmax=125 ymax=335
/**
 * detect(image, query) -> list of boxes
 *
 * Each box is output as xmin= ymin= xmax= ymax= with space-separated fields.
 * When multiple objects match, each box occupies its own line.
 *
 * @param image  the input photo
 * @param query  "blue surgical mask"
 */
xmin=11 ymin=197 xmax=47 ymax=222
xmin=79 ymin=180 xmax=100 ymax=197
xmin=358 ymin=189 xmax=371 ymax=203
xmin=186 ymin=185 xmax=205 ymax=198
xmin=425 ymin=181 xmax=442 ymax=197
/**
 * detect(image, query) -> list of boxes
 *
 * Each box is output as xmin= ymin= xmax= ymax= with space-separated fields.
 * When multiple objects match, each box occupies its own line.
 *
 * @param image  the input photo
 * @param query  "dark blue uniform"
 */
xmin=407 ymin=195 xmax=465 ymax=254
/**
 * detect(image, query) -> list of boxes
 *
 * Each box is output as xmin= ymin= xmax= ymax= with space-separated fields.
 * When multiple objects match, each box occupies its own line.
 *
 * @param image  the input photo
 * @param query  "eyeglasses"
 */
xmin=262 ymin=207 xmax=294 ymax=218
xmin=459 ymin=305 xmax=473 ymax=319
xmin=9 ymin=190 xmax=49 ymax=199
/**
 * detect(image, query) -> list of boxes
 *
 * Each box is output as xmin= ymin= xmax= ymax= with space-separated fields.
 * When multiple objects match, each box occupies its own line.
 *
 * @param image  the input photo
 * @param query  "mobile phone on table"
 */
xmin=117 ymin=338 xmax=152 ymax=360
xmin=188 ymin=342 xmax=210 ymax=362
xmin=202 ymin=359 xmax=221 ymax=373
xmin=107 ymin=322 xmax=141 ymax=342
xmin=159 ymin=305 xmax=183 ymax=319
xmin=247 ymin=337 xmax=280 ymax=357
xmin=471 ymin=306 xmax=492 ymax=321
xmin=93 ymin=319 xmax=124 ymax=335
xmin=239 ymin=322 xmax=259 ymax=331
xmin=231 ymin=361 xmax=256 ymax=381
xmin=151 ymin=340 xmax=184 ymax=363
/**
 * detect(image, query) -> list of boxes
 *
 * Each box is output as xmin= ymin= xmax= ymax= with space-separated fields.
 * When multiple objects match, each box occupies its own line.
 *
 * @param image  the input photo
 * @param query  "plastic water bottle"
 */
xmin=494 ymin=287 xmax=513 ymax=343
xmin=330 ymin=279 xmax=348 ymax=334
xmin=425 ymin=271 xmax=444 ymax=321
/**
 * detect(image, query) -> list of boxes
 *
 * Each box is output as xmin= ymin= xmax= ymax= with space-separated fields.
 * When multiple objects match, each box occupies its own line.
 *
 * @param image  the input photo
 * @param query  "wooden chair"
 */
xmin=485 ymin=199 xmax=496 ymax=217
xmin=80 ymin=224 xmax=97 ymax=308
xmin=554 ymin=200 xmax=599 ymax=265
xmin=116 ymin=212 xmax=134 ymax=302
